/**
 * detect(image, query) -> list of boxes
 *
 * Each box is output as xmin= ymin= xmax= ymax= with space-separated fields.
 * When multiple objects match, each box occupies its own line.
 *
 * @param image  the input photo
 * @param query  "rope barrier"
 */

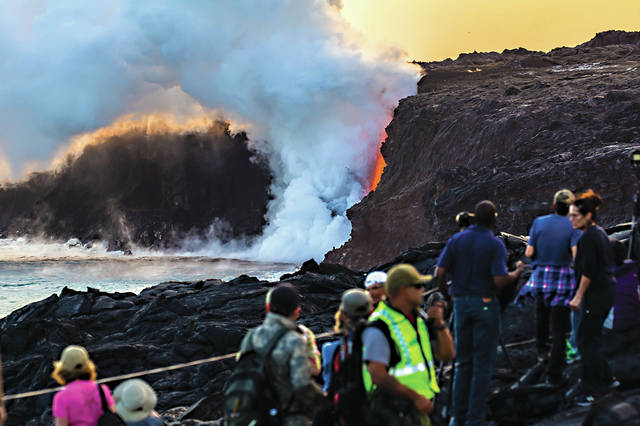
xmin=3 ymin=331 xmax=338 ymax=402
xmin=3 ymin=330 xmax=536 ymax=402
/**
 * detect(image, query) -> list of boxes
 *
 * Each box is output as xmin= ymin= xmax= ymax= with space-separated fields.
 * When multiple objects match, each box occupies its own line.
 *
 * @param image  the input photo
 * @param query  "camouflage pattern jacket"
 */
xmin=239 ymin=312 xmax=325 ymax=425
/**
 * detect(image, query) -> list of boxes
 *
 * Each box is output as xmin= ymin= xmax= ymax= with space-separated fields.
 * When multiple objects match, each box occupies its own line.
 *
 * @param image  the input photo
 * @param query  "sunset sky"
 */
xmin=341 ymin=0 xmax=640 ymax=61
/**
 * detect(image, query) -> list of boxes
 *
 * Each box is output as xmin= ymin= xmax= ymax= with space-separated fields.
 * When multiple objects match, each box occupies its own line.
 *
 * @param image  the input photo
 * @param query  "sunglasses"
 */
xmin=410 ymin=283 xmax=426 ymax=289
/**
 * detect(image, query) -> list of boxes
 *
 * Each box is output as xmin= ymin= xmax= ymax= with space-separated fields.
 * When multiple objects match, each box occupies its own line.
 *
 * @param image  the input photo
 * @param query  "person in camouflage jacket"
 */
xmin=239 ymin=284 xmax=326 ymax=426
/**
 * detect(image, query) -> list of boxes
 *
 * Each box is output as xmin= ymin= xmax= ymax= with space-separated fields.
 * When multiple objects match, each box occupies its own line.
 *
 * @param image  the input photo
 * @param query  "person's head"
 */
xmin=474 ymin=200 xmax=498 ymax=228
xmin=266 ymin=283 xmax=301 ymax=320
xmin=364 ymin=271 xmax=387 ymax=305
xmin=455 ymin=211 xmax=474 ymax=231
xmin=335 ymin=289 xmax=373 ymax=333
xmin=569 ymin=189 xmax=602 ymax=229
xmin=114 ymin=379 xmax=158 ymax=423
xmin=51 ymin=345 xmax=97 ymax=385
xmin=553 ymin=189 xmax=575 ymax=216
xmin=385 ymin=264 xmax=432 ymax=309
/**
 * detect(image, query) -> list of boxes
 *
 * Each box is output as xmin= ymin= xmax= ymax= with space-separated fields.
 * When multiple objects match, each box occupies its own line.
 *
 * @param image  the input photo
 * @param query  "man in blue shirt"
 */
xmin=435 ymin=200 xmax=525 ymax=426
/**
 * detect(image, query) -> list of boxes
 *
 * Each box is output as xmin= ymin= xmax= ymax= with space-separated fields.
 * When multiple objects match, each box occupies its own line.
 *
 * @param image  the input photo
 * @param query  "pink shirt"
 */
xmin=53 ymin=380 xmax=115 ymax=426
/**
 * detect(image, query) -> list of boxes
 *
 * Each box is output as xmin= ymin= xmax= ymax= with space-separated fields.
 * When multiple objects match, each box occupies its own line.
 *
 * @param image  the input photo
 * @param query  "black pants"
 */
xmin=578 ymin=298 xmax=613 ymax=394
xmin=536 ymin=296 xmax=570 ymax=382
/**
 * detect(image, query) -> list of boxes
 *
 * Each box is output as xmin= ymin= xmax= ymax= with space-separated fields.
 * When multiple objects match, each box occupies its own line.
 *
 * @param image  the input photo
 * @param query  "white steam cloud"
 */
xmin=0 ymin=0 xmax=418 ymax=262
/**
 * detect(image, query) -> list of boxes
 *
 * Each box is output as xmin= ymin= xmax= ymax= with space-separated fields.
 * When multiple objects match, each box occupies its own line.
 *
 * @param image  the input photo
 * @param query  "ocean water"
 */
xmin=0 ymin=238 xmax=296 ymax=319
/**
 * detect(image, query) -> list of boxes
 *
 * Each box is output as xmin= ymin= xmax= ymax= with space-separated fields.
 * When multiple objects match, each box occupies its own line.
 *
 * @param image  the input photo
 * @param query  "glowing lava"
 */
xmin=368 ymin=130 xmax=388 ymax=193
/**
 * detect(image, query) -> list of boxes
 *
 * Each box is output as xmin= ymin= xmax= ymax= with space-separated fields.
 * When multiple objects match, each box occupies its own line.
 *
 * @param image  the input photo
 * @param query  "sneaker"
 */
xmin=566 ymin=339 xmax=580 ymax=364
xmin=574 ymin=393 xmax=599 ymax=407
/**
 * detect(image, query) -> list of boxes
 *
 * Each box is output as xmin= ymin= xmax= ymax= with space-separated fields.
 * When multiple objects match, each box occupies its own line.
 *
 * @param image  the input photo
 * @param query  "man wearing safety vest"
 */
xmin=362 ymin=264 xmax=455 ymax=426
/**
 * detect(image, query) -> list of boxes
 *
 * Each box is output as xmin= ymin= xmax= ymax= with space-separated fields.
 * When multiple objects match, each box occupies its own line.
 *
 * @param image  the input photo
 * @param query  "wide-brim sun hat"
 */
xmin=51 ymin=345 xmax=96 ymax=385
xmin=114 ymin=379 xmax=157 ymax=423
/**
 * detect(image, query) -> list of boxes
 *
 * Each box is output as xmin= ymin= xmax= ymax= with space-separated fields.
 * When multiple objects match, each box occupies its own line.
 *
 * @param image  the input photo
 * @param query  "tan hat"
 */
xmin=340 ymin=289 xmax=373 ymax=318
xmin=554 ymin=189 xmax=575 ymax=205
xmin=114 ymin=379 xmax=158 ymax=423
xmin=51 ymin=345 xmax=96 ymax=385
xmin=385 ymin=264 xmax=433 ymax=295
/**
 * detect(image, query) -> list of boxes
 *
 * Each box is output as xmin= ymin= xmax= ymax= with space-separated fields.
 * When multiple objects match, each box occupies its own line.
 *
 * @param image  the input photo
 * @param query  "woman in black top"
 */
xmin=568 ymin=190 xmax=616 ymax=406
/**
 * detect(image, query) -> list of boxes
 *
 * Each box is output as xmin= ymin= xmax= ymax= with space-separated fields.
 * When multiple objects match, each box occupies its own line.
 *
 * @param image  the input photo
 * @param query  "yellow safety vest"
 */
xmin=364 ymin=301 xmax=440 ymax=399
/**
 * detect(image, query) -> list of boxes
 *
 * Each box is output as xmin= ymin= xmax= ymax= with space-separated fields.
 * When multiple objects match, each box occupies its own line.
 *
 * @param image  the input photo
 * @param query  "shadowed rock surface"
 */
xmin=3 ymin=229 xmax=640 ymax=425
xmin=325 ymin=30 xmax=640 ymax=270
xmin=0 ymin=121 xmax=272 ymax=251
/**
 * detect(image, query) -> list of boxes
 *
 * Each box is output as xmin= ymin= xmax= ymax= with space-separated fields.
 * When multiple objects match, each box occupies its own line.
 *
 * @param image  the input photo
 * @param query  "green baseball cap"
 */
xmin=385 ymin=264 xmax=433 ymax=295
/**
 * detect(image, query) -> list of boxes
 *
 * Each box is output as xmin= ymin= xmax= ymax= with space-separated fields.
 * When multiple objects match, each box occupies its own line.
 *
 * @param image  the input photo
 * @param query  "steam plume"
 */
xmin=0 ymin=0 xmax=418 ymax=262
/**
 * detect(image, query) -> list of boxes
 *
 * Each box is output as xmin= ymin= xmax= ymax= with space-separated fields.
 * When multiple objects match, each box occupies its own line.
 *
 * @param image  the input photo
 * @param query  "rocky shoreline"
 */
xmin=3 ymin=228 xmax=640 ymax=425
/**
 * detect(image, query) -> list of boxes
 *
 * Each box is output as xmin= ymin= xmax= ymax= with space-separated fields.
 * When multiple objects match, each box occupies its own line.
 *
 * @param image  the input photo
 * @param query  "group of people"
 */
xmin=50 ymin=345 xmax=163 ymax=425
xmin=231 ymin=189 xmax=620 ymax=426
xmin=0 ymin=189 xmax=622 ymax=426
xmin=517 ymin=189 xmax=619 ymax=406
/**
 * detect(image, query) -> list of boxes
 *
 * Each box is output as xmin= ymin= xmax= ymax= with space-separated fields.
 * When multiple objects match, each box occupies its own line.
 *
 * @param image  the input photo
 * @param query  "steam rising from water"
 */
xmin=0 ymin=0 xmax=418 ymax=262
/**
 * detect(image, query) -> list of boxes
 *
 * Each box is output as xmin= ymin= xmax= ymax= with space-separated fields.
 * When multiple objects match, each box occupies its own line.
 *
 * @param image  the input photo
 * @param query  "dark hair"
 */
xmin=573 ymin=189 xmax=602 ymax=220
xmin=455 ymin=211 xmax=474 ymax=229
xmin=554 ymin=202 xmax=570 ymax=216
xmin=474 ymin=200 xmax=498 ymax=227
xmin=267 ymin=283 xmax=300 ymax=316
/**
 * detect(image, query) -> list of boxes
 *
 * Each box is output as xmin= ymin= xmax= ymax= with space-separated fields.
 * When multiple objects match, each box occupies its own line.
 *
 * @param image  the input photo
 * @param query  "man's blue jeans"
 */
xmin=451 ymin=296 xmax=501 ymax=426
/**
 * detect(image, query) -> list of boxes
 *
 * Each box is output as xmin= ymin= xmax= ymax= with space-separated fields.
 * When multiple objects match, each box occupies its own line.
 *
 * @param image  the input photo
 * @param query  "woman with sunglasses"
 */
xmin=568 ymin=190 xmax=617 ymax=406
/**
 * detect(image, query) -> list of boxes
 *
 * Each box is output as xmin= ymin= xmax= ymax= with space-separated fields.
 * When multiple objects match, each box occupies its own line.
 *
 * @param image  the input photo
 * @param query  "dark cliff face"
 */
xmin=325 ymin=31 xmax=640 ymax=270
xmin=0 ymin=121 xmax=272 ymax=250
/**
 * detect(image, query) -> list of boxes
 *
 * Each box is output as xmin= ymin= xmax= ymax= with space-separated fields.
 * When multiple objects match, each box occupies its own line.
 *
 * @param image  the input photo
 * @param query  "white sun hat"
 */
xmin=114 ymin=379 xmax=158 ymax=423
xmin=364 ymin=271 xmax=387 ymax=288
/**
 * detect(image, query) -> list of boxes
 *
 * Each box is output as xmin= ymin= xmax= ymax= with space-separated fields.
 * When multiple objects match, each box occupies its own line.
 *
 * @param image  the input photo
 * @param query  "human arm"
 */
xmin=571 ymin=245 xmax=577 ymax=259
xmin=434 ymin=267 xmax=450 ymax=303
xmin=54 ymin=419 xmax=69 ymax=426
xmin=426 ymin=303 xmax=455 ymax=362
xmin=569 ymin=276 xmax=591 ymax=311
xmin=525 ymin=245 xmax=535 ymax=259
xmin=493 ymin=262 xmax=525 ymax=288
xmin=366 ymin=361 xmax=433 ymax=414
xmin=289 ymin=336 xmax=326 ymax=408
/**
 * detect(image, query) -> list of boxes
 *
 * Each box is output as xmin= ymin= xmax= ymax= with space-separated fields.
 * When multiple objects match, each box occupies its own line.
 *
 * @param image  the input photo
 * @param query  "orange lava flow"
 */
xmin=368 ymin=151 xmax=386 ymax=193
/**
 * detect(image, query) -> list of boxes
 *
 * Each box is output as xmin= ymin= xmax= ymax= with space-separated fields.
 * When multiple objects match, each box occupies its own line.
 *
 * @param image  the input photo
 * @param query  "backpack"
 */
xmin=96 ymin=384 xmax=125 ymax=426
xmin=224 ymin=327 xmax=290 ymax=426
xmin=325 ymin=320 xmax=371 ymax=426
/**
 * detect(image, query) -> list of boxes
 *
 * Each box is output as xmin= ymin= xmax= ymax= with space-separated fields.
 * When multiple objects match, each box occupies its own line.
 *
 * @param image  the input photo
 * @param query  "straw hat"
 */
xmin=51 ymin=345 xmax=96 ymax=385
xmin=114 ymin=379 xmax=158 ymax=422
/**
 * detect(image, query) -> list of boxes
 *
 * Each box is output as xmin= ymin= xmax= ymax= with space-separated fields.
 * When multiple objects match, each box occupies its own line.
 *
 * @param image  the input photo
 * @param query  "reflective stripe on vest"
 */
xmin=366 ymin=301 xmax=440 ymax=399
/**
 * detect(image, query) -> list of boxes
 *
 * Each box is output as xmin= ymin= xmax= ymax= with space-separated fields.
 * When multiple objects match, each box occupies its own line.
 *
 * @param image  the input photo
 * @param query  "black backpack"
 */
xmin=325 ymin=321 xmax=370 ymax=426
xmin=224 ymin=327 xmax=289 ymax=426
xmin=97 ymin=383 xmax=125 ymax=426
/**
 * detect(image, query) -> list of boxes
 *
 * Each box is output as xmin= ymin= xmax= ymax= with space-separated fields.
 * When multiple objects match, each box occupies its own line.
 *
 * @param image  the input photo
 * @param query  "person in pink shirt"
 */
xmin=51 ymin=345 xmax=116 ymax=426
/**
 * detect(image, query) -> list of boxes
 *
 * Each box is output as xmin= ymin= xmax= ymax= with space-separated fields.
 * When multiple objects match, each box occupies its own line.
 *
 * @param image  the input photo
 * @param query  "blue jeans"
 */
xmin=451 ymin=296 xmax=501 ymax=426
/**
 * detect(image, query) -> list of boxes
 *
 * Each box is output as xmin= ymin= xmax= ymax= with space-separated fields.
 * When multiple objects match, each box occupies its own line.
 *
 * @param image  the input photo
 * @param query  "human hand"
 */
xmin=413 ymin=395 xmax=434 ymax=414
xmin=426 ymin=303 xmax=445 ymax=327
xmin=569 ymin=295 xmax=582 ymax=311
xmin=516 ymin=260 xmax=526 ymax=273
xmin=0 ymin=404 xmax=6 ymax=426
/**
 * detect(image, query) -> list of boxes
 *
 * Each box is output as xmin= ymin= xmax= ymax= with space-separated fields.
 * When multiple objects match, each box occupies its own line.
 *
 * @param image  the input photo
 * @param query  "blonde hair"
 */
xmin=51 ymin=360 xmax=97 ymax=385
xmin=333 ymin=309 xmax=345 ymax=335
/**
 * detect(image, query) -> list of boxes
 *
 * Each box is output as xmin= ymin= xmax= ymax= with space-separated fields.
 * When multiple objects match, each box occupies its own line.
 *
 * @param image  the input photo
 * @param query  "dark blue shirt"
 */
xmin=437 ymin=225 xmax=508 ymax=297
xmin=528 ymin=214 xmax=582 ymax=267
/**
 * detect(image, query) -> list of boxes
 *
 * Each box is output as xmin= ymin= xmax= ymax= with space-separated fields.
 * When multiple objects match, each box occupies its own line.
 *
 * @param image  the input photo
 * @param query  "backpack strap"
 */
xmin=263 ymin=327 xmax=291 ymax=358
xmin=96 ymin=383 xmax=109 ymax=413
xmin=366 ymin=319 xmax=401 ymax=368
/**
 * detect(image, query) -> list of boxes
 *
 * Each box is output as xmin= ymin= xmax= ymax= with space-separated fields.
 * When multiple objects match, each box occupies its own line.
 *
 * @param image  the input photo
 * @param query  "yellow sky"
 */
xmin=341 ymin=0 xmax=640 ymax=61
